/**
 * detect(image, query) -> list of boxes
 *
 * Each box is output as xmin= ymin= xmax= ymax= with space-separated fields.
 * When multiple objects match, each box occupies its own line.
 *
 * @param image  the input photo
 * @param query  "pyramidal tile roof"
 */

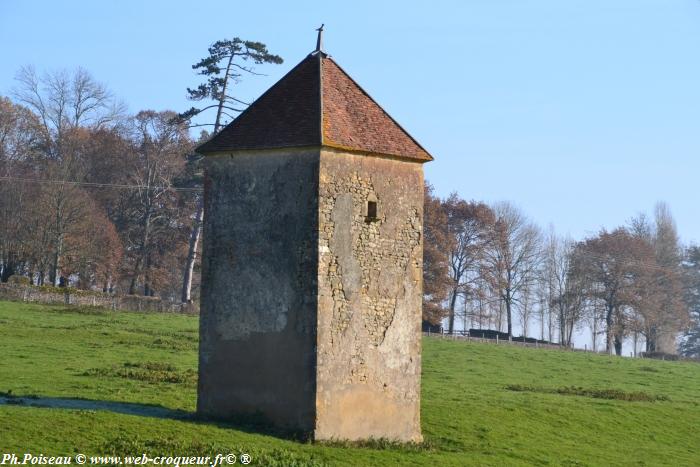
xmin=196 ymin=52 xmax=433 ymax=162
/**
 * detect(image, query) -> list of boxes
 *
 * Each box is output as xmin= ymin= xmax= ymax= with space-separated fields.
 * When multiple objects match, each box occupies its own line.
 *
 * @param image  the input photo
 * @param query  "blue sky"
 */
xmin=1 ymin=0 xmax=699 ymax=245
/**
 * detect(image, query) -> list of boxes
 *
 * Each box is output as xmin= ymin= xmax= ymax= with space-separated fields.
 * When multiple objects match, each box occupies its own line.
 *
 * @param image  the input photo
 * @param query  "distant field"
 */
xmin=1 ymin=301 xmax=699 ymax=466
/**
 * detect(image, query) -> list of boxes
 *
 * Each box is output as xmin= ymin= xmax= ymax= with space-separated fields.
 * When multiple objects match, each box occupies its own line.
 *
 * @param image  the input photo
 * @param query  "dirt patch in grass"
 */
xmin=82 ymin=362 xmax=197 ymax=386
xmin=505 ymin=384 xmax=669 ymax=402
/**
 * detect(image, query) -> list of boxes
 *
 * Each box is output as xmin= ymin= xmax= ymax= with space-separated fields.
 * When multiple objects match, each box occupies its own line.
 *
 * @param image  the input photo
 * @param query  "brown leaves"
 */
xmin=422 ymin=182 xmax=451 ymax=324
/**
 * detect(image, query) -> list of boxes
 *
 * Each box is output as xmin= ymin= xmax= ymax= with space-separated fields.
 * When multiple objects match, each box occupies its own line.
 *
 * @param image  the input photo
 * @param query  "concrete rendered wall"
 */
xmin=198 ymin=148 xmax=319 ymax=431
xmin=315 ymin=148 xmax=424 ymax=442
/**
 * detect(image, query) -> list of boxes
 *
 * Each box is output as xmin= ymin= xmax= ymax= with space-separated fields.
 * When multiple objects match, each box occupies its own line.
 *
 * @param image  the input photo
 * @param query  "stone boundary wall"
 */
xmin=0 ymin=283 xmax=198 ymax=314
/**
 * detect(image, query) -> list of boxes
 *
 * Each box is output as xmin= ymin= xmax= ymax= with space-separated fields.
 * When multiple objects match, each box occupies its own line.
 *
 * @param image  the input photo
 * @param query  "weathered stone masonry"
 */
xmin=315 ymin=149 xmax=424 ymax=441
xmin=198 ymin=149 xmax=319 ymax=431
xmin=196 ymin=44 xmax=432 ymax=442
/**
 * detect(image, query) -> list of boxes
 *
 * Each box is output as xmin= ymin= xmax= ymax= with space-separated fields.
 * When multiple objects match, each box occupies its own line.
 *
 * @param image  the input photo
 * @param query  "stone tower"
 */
xmin=196 ymin=38 xmax=433 ymax=442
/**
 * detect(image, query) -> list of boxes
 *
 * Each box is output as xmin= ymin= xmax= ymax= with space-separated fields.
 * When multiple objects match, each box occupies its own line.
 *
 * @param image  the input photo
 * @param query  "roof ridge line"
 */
xmin=323 ymin=56 xmax=433 ymax=160
xmin=197 ymin=54 xmax=319 ymax=154
xmin=196 ymin=50 xmax=433 ymax=162
xmin=318 ymin=52 xmax=324 ymax=146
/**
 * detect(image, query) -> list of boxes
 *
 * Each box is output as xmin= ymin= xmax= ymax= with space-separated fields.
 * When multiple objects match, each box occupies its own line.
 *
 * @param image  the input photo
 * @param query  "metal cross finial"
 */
xmin=315 ymin=24 xmax=324 ymax=52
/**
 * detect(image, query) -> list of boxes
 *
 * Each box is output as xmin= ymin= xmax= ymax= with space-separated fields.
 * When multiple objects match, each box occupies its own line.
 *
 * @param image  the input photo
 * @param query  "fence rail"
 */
xmin=423 ymin=331 xmax=693 ymax=361
xmin=423 ymin=331 xmax=571 ymax=350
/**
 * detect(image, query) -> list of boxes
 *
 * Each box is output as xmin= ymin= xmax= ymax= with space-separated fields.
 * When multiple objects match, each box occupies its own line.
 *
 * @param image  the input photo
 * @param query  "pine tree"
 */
xmin=180 ymin=38 xmax=283 ymax=132
xmin=179 ymin=38 xmax=283 ymax=303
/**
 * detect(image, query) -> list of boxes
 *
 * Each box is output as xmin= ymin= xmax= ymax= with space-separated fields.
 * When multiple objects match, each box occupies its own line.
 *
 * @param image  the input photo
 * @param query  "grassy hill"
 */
xmin=1 ymin=300 xmax=698 ymax=466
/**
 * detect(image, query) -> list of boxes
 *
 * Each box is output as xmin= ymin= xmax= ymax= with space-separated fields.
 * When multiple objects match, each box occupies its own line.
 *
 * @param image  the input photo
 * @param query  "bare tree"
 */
xmin=535 ymin=281 xmax=548 ymax=341
xmin=647 ymin=202 xmax=688 ymax=351
xmin=11 ymin=68 xmax=125 ymax=285
xmin=483 ymin=202 xmax=542 ymax=340
xmin=443 ymin=194 xmax=494 ymax=333
xmin=13 ymin=66 xmax=124 ymax=158
xmin=545 ymin=233 xmax=586 ymax=347
xmin=464 ymin=274 xmax=493 ymax=331
xmin=571 ymin=229 xmax=655 ymax=355
xmin=585 ymin=299 xmax=605 ymax=352
xmin=627 ymin=205 xmax=688 ymax=352
xmin=122 ymin=111 xmax=191 ymax=296
xmin=516 ymin=280 xmax=534 ymax=339
xmin=537 ymin=228 xmax=558 ymax=343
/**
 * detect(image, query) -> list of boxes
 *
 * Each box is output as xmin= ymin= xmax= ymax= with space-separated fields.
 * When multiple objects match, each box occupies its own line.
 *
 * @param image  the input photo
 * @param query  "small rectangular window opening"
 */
xmin=367 ymin=201 xmax=378 ymax=220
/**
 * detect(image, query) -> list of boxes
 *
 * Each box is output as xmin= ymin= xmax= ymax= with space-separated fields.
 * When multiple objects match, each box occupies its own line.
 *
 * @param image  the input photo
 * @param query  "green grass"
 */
xmin=1 ymin=301 xmax=699 ymax=466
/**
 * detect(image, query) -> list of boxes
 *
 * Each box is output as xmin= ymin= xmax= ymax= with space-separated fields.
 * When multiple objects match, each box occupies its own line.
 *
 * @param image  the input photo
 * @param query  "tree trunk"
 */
xmin=540 ymin=308 xmax=545 ymax=341
xmin=181 ymin=196 xmax=204 ymax=303
xmin=647 ymin=327 xmax=657 ymax=352
xmin=505 ymin=297 xmax=513 ymax=340
xmin=559 ymin=307 xmax=566 ymax=346
xmin=128 ymin=272 xmax=139 ymax=295
xmin=213 ymin=53 xmax=235 ymax=133
xmin=591 ymin=312 xmax=598 ymax=352
xmin=0 ymin=261 xmax=15 ymax=282
xmin=614 ymin=334 xmax=623 ymax=356
xmin=144 ymin=254 xmax=153 ymax=296
xmin=605 ymin=303 xmax=614 ymax=355
xmin=49 ymin=249 xmax=59 ymax=286
xmin=567 ymin=322 xmax=575 ymax=348
xmin=130 ymin=207 xmax=152 ymax=295
xmin=447 ymin=288 xmax=458 ymax=334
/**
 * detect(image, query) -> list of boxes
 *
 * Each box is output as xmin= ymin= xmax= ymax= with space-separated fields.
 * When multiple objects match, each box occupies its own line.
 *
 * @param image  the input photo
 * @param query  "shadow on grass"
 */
xmin=0 ymin=391 xmax=189 ymax=419
xmin=0 ymin=392 xmax=435 ymax=450
xmin=504 ymin=384 xmax=670 ymax=402
xmin=0 ymin=391 xmax=308 ymax=441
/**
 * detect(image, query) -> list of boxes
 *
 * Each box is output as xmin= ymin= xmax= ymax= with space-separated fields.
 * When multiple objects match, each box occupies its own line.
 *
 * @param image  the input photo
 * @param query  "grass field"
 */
xmin=1 ymin=300 xmax=699 ymax=466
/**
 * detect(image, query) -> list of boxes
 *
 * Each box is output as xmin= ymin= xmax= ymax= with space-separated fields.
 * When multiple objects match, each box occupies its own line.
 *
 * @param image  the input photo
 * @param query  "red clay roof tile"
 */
xmin=197 ymin=52 xmax=433 ymax=162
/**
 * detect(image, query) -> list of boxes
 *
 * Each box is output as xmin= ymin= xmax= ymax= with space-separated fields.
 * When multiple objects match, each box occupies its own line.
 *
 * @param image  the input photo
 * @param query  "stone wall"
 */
xmin=315 ymin=148 xmax=424 ymax=442
xmin=198 ymin=146 xmax=425 ymax=441
xmin=198 ymin=148 xmax=320 ymax=431
xmin=0 ymin=283 xmax=197 ymax=313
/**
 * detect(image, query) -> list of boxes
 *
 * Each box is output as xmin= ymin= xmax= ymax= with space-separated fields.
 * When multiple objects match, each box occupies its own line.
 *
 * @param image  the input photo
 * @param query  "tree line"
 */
xmin=0 ymin=86 xmax=195 ymax=299
xmin=422 ymin=184 xmax=700 ymax=357
xmin=0 ymin=38 xmax=282 ymax=303
xmin=1 ymin=37 xmax=698 ymax=357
